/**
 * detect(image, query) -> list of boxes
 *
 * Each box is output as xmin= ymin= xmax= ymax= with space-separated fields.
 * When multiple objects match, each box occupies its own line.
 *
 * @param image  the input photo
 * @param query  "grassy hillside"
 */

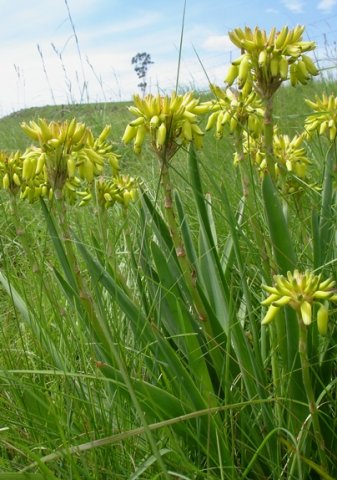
xmin=0 ymin=75 xmax=337 ymax=478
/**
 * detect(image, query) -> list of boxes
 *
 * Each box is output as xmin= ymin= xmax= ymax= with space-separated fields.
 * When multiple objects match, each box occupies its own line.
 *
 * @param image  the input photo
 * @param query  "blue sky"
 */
xmin=1 ymin=0 xmax=337 ymax=117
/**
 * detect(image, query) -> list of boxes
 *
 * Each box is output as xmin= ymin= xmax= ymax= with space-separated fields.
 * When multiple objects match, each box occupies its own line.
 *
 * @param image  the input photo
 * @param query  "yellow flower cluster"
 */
xmin=241 ymin=129 xmax=309 ymax=184
xmin=19 ymin=118 xmax=119 ymax=203
xmin=96 ymin=175 xmax=138 ymax=209
xmin=122 ymin=92 xmax=207 ymax=158
xmin=261 ymin=270 xmax=337 ymax=335
xmin=204 ymin=87 xmax=264 ymax=139
xmin=226 ymin=26 xmax=318 ymax=97
xmin=305 ymin=94 xmax=337 ymax=141
xmin=0 ymin=150 xmax=23 ymax=195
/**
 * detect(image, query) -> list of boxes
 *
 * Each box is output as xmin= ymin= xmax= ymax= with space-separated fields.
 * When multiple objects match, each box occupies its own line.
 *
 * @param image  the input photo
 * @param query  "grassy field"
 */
xmin=0 ymin=59 xmax=337 ymax=480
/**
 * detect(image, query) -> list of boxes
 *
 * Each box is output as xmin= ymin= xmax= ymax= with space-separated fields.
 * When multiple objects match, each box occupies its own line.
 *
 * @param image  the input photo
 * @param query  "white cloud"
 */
xmin=202 ymin=35 xmax=233 ymax=52
xmin=281 ymin=0 xmax=304 ymax=12
xmin=317 ymin=0 xmax=337 ymax=12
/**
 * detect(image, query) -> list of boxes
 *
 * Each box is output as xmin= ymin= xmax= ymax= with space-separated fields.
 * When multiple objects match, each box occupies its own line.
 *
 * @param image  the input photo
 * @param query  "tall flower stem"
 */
xmin=233 ymin=126 xmax=250 ymax=198
xmin=51 ymin=198 xmax=107 ymax=346
xmin=263 ymin=96 xmax=275 ymax=181
xmin=297 ymin=314 xmax=328 ymax=471
xmin=159 ymin=158 xmax=208 ymax=322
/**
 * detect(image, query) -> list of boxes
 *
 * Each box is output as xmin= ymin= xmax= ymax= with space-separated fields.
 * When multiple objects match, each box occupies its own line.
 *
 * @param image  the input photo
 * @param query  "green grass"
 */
xmin=0 ymin=77 xmax=337 ymax=479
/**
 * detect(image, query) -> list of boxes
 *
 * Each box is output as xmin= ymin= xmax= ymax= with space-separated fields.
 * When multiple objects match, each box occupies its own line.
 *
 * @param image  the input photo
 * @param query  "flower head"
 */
xmin=204 ymin=87 xmax=264 ymax=139
xmin=122 ymin=92 xmax=207 ymax=159
xmin=0 ymin=150 xmax=23 ymax=195
xmin=226 ymin=25 xmax=318 ymax=98
xmin=305 ymin=93 xmax=337 ymax=141
xmin=238 ymin=128 xmax=310 ymax=192
xmin=250 ymin=129 xmax=309 ymax=176
xmin=20 ymin=118 xmax=119 ymax=202
xmin=96 ymin=175 xmax=138 ymax=209
xmin=261 ymin=270 xmax=337 ymax=335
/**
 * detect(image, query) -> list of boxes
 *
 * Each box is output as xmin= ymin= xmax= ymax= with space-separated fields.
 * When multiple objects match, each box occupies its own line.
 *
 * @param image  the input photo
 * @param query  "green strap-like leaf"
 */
xmin=262 ymin=173 xmax=297 ymax=274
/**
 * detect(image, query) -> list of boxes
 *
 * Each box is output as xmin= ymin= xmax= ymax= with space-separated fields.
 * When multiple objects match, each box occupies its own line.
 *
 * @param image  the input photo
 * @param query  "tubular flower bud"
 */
xmin=317 ymin=304 xmax=329 ymax=336
xmin=226 ymin=25 xmax=318 ymax=98
xmin=305 ymin=93 xmax=337 ymax=142
xmin=122 ymin=92 xmax=206 ymax=159
xmin=261 ymin=270 xmax=337 ymax=334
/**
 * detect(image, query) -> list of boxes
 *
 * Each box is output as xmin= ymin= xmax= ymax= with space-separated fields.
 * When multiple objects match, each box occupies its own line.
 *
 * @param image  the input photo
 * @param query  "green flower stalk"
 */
xmin=262 ymin=269 xmax=333 ymax=470
xmin=261 ymin=269 xmax=337 ymax=335
xmin=305 ymin=93 xmax=337 ymax=141
xmin=123 ymin=92 xmax=210 ymax=322
xmin=226 ymin=25 xmax=318 ymax=178
xmin=122 ymin=92 xmax=207 ymax=158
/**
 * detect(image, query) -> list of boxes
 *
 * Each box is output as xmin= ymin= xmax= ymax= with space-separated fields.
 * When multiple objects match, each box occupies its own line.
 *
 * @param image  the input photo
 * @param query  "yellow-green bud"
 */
xmin=130 ymin=116 xmax=145 ymax=127
xmin=2 ymin=173 xmax=10 ymax=189
xmin=98 ymin=124 xmax=111 ymax=142
xmin=301 ymin=301 xmax=312 ymax=325
xmin=205 ymin=111 xmax=219 ymax=131
xmin=279 ymin=56 xmax=288 ymax=80
xmin=182 ymin=120 xmax=193 ymax=141
xmin=35 ymin=154 xmax=45 ymax=175
xmin=67 ymin=156 xmax=76 ymax=178
xmin=225 ymin=64 xmax=239 ymax=86
xmin=13 ymin=173 xmax=21 ymax=186
xmin=301 ymin=55 xmax=319 ymax=76
xmin=134 ymin=125 xmax=146 ymax=153
xmin=156 ymin=123 xmax=167 ymax=149
xmin=270 ymin=56 xmax=279 ymax=77
xmin=122 ymin=124 xmax=137 ymax=144
xmin=317 ymin=303 xmax=328 ymax=336
xmin=150 ymin=115 xmax=160 ymax=129
xmin=238 ymin=55 xmax=250 ymax=84
xmin=262 ymin=305 xmax=280 ymax=325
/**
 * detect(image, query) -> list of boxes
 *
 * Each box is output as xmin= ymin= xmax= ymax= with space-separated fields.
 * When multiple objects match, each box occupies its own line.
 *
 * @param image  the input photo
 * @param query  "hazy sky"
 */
xmin=1 ymin=0 xmax=337 ymax=117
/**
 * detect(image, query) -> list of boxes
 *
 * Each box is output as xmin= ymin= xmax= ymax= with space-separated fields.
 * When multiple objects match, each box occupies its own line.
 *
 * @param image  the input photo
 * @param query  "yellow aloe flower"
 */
xmin=96 ymin=175 xmax=138 ymax=209
xmin=261 ymin=270 xmax=337 ymax=335
xmin=204 ymin=86 xmax=264 ymax=139
xmin=239 ymin=128 xmax=310 ymax=190
xmin=0 ymin=150 xmax=23 ymax=195
xmin=226 ymin=25 xmax=318 ymax=98
xmin=20 ymin=118 xmax=119 ymax=202
xmin=122 ymin=92 xmax=207 ymax=158
xmin=305 ymin=93 xmax=337 ymax=141
xmin=272 ymin=131 xmax=309 ymax=178
xmin=86 ymin=125 xmax=120 ymax=174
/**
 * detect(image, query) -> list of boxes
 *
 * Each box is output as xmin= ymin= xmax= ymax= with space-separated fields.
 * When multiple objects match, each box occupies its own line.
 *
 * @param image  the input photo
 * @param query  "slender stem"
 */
xmin=263 ymin=96 xmax=275 ymax=181
xmin=52 ymin=198 xmax=112 ymax=351
xmin=160 ymin=158 xmax=208 ymax=322
xmin=297 ymin=315 xmax=328 ymax=471
xmin=233 ymin=126 xmax=249 ymax=197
